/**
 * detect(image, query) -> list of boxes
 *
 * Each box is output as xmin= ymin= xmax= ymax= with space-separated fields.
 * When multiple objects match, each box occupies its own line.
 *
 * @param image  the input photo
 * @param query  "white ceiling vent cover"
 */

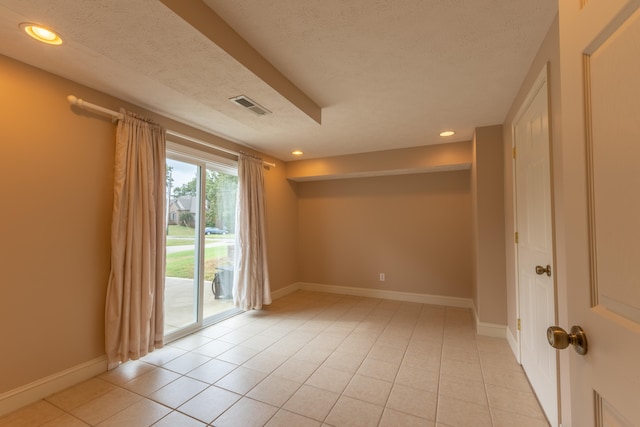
xmin=229 ymin=95 xmax=272 ymax=116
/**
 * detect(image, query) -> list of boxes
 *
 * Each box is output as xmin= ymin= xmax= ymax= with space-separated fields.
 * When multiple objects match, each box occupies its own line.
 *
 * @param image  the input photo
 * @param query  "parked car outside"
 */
xmin=205 ymin=227 xmax=228 ymax=235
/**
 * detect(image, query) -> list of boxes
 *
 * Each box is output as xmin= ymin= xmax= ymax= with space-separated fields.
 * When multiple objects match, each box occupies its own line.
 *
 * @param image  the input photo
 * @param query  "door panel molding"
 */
xmin=595 ymin=391 xmax=636 ymax=427
xmin=583 ymin=7 xmax=640 ymax=320
xmin=582 ymin=54 xmax=599 ymax=308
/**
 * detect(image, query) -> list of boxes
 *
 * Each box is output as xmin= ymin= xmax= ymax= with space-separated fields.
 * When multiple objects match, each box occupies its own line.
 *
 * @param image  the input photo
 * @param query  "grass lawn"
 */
xmin=166 ymin=245 xmax=231 ymax=280
xmin=167 ymin=225 xmax=194 ymax=237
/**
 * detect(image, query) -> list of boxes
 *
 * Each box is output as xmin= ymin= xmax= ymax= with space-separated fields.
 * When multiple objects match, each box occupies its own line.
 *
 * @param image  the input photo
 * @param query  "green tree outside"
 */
xmin=172 ymin=170 xmax=238 ymax=231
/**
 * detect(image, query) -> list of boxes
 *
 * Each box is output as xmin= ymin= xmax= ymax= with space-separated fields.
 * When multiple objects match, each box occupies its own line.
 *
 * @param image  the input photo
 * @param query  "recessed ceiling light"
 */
xmin=292 ymin=150 xmax=304 ymax=156
xmin=439 ymin=131 xmax=455 ymax=137
xmin=20 ymin=23 xmax=63 ymax=45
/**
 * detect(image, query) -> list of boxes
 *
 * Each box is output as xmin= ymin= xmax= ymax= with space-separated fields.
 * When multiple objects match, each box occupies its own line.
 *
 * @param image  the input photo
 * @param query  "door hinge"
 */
xmin=515 ymin=232 xmax=519 ymax=244
xmin=513 ymin=147 xmax=516 ymax=159
xmin=517 ymin=318 xmax=521 ymax=331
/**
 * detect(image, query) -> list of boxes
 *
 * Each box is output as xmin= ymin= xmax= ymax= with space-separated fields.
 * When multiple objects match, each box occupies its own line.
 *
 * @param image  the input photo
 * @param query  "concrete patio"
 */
xmin=164 ymin=277 xmax=236 ymax=334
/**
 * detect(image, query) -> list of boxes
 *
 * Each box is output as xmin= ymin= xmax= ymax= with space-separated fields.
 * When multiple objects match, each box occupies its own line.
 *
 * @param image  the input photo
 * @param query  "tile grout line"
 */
xmin=188 ymin=300 xmax=315 ymax=425
xmin=252 ymin=296 xmax=357 ymax=426
xmin=5 ymin=292 xmax=531 ymax=427
xmin=476 ymin=324 xmax=496 ymax=427
xmin=317 ymin=296 xmax=387 ymax=426
xmin=369 ymin=300 xmax=410 ymax=427
xmin=434 ymin=306 xmax=449 ymax=427
xmin=211 ymin=294 xmax=381 ymax=426
xmin=45 ymin=374 xmax=197 ymax=427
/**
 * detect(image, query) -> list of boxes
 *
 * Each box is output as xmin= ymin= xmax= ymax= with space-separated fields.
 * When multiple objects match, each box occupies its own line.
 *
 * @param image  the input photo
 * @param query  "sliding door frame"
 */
xmin=164 ymin=141 xmax=241 ymax=343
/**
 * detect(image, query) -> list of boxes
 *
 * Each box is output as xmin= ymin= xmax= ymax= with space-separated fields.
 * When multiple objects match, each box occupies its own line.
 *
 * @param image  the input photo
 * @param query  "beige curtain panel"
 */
xmin=233 ymin=153 xmax=272 ymax=310
xmin=105 ymin=110 xmax=166 ymax=370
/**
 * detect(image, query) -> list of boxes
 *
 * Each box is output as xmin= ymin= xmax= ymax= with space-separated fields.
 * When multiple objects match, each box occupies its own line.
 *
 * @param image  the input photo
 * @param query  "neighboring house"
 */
xmin=168 ymin=196 xmax=196 ymax=226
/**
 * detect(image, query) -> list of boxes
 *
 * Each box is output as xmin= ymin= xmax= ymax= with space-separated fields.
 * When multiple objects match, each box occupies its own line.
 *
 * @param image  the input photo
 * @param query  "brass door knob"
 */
xmin=547 ymin=325 xmax=588 ymax=355
xmin=535 ymin=265 xmax=552 ymax=276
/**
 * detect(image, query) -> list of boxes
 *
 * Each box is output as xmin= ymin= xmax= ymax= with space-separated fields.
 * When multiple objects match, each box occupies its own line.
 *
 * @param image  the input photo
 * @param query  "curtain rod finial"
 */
xmin=67 ymin=95 xmax=86 ymax=108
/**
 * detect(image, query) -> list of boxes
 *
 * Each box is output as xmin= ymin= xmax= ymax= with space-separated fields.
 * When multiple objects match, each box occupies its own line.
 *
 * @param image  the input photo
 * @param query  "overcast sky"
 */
xmin=167 ymin=158 xmax=197 ymax=191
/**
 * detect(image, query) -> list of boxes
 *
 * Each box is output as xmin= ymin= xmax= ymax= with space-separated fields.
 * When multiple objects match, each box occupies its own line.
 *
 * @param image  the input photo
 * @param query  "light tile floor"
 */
xmin=0 ymin=291 xmax=550 ymax=427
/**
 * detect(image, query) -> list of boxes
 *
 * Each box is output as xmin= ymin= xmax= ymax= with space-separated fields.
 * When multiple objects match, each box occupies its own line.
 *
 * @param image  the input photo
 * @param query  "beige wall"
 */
xmin=263 ymin=161 xmax=299 ymax=292
xmin=471 ymin=125 xmax=507 ymax=325
xmin=0 ymin=54 xmax=298 ymax=395
xmin=296 ymin=171 xmax=473 ymax=297
xmin=1 ymin=55 xmax=113 ymax=394
xmin=502 ymin=16 xmax=560 ymax=340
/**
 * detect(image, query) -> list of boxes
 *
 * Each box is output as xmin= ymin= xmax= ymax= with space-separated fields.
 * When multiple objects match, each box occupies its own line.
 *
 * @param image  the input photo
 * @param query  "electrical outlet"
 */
xmin=379 ymin=273 xmax=385 ymax=281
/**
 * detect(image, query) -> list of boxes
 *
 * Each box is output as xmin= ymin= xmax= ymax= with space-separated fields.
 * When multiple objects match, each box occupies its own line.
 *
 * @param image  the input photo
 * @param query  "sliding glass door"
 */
xmin=201 ymin=168 xmax=237 ymax=319
xmin=165 ymin=158 xmax=199 ymax=334
xmin=164 ymin=151 xmax=239 ymax=339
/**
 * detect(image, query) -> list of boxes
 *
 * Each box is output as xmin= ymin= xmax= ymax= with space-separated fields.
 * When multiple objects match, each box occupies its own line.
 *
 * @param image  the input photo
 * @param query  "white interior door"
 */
xmin=514 ymin=70 xmax=558 ymax=426
xmin=558 ymin=0 xmax=640 ymax=425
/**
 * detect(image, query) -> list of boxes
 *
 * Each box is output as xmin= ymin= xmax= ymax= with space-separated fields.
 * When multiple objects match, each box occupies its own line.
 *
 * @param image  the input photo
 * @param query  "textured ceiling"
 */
xmin=0 ymin=0 xmax=557 ymax=160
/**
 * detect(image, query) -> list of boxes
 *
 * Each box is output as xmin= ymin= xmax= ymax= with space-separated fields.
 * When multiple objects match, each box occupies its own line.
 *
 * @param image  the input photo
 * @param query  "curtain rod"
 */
xmin=66 ymin=95 xmax=276 ymax=168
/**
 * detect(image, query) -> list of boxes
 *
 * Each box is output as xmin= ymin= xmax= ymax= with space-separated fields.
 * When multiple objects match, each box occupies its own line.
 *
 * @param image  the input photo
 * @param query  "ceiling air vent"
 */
xmin=229 ymin=95 xmax=272 ymax=116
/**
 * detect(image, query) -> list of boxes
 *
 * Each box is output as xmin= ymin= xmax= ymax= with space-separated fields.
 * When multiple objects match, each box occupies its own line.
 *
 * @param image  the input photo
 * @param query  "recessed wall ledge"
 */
xmin=286 ymin=141 xmax=472 ymax=182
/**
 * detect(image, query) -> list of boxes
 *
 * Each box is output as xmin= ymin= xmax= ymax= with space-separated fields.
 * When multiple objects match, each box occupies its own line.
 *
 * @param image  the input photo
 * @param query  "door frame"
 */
xmin=511 ymin=63 xmax=561 ymax=425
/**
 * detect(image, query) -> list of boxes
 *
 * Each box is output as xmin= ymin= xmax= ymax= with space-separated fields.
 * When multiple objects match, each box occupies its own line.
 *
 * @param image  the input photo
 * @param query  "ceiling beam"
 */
xmin=159 ymin=0 xmax=322 ymax=124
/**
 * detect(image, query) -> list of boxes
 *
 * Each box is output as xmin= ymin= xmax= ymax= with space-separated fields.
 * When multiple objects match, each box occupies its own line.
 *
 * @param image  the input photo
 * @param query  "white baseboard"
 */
xmin=291 ymin=282 xmax=509 ymax=338
xmin=270 ymin=282 xmax=301 ymax=300
xmin=294 ymin=282 xmax=473 ymax=308
xmin=507 ymin=325 xmax=520 ymax=363
xmin=0 ymin=356 xmax=107 ymax=417
xmin=472 ymin=303 xmax=508 ymax=338
xmin=476 ymin=321 xmax=507 ymax=338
